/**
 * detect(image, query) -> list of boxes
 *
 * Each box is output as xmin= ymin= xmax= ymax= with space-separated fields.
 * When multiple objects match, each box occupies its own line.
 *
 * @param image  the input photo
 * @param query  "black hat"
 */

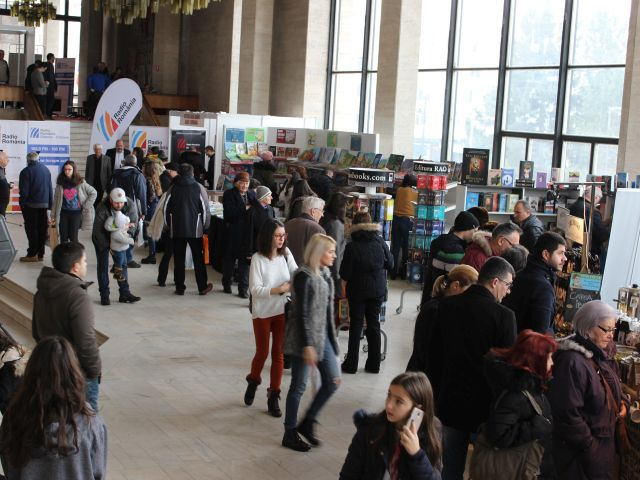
xmin=453 ymin=211 xmax=480 ymax=232
xmin=158 ymin=150 xmax=168 ymax=161
xmin=165 ymin=162 xmax=179 ymax=172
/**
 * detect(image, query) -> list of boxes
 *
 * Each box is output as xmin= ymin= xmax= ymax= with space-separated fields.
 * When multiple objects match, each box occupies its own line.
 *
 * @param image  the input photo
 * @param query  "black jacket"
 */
xmin=518 ymin=214 xmax=544 ymax=253
xmin=222 ymin=187 xmax=258 ymax=257
xmin=502 ymin=255 xmax=557 ymax=334
xmin=421 ymin=232 xmax=467 ymax=305
xmin=44 ymin=61 xmax=57 ymax=93
xmin=308 ymin=173 xmax=335 ymax=202
xmin=179 ymin=151 xmax=206 ymax=184
xmin=206 ymin=154 xmax=215 ymax=189
xmin=159 ymin=171 xmax=173 ymax=193
xmin=244 ymin=203 xmax=275 ymax=256
xmin=252 ymin=161 xmax=277 ymax=195
xmin=164 ymin=175 xmax=210 ymax=238
xmin=568 ymin=197 xmax=610 ymax=255
xmin=483 ymin=355 xmax=554 ymax=478
xmin=340 ymin=410 xmax=442 ymax=480
xmin=105 ymin=148 xmax=131 ymax=170
xmin=0 ymin=169 xmax=9 ymax=216
xmin=406 ymin=298 xmax=443 ymax=397
xmin=435 ymin=285 xmax=517 ymax=432
xmin=91 ymin=197 xmax=138 ymax=251
xmin=340 ymin=223 xmax=394 ymax=301
xmin=109 ymin=166 xmax=147 ymax=216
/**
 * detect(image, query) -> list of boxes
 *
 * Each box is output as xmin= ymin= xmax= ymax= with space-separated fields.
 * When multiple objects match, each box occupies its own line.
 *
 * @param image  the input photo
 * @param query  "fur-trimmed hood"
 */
xmin=350 ymin=222 xmax=381 ymax=235
xmin=470 ymin=230 xmax=493 ymax=256
xmin=556 ymin=334 xmax=595 ymax=359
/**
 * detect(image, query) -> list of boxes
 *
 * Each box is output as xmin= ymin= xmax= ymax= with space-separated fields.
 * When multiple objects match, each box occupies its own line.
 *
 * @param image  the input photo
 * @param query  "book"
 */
xmin=507 ymin=194 xmax=520 ymax=212
xmin=461 ymin=148 xmax=489 ymax=185
xmin=337 ymin=150 xmax=357 ymax=168
xmin=535 ymin=172 xmax=548 ymax=189
xmin=414 ymin=219 xmax=426 ymax=235
xmin=276 ymin=147 xmax=286 ymax=157
xmin=446 ymin=161 xmax=462 ymax=183
xmin=257 ymin=143 xmax=269 ymax=154
xmin=519 ymin=161 xmax=534 ymax=182
xmin=551 ymin=168 xmax=562 ymax=183
xmin=617 ymin=172 xmax=629 ymax=189
xmin=246 ymin=142 xmax=258 ymax=156
xmin=586 ymin=174 xmax=613 ymax=194
xmin=298 ymin=149 xmax=316 ymax=162
xmin=373 ymin=154 xmax=385 ymax=169
xmin=483 ymin=194 xmax=493 ymax=211
xmin=525 ymin=195 xmax=543 ymax=212
xmin=501 ymin=168 xmax=514 ymax=187
xmin=491 ymin=192 xmax=500 ymax=212
xmin=362 ymin=152 xmax=376 ymax=168
xmin=318 ymin=148 xmax=336 ymax=164
xmin=387 ymin=154 xmax=405 ymax=172
xmin=488 ymin=169 xmax=501 ymax=186
xmin=235 ymin=143 xmax=247 ymax=156
xmin=224 ymin=142 xmax=238 ymax=160
xmin=499 ymin=193 xmax=507 ymax=212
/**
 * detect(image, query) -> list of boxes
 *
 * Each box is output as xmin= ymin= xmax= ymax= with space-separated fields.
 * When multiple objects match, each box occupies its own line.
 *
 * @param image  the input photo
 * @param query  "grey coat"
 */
xmin=52 ymin=181 xmax=97 ymax=230
xmin=85 ymin=154 xmax=113 ymax=194
xmin=284 ymin=265 xmax=339 ymax=360
xmin=30 ymin=69 xmax=47 ymax=95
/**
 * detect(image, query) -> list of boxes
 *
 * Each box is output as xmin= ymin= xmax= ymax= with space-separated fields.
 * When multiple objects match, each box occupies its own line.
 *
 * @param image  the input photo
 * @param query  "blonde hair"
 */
xmin=431 ymin=264 xmax=479 ymax=298
xmin=303 ymin=234 xmax=336 ymax=274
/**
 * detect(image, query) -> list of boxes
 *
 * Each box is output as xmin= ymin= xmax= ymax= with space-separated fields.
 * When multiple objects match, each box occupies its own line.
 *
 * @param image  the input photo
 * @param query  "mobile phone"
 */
xmin=406 ymin=407 xmax=424 ymax=429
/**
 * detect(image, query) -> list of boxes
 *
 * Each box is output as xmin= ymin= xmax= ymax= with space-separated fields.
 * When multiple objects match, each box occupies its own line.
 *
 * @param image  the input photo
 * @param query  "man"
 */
xmin=32 ymin=242 xmax=102 ymax=410
xmin=160 ymin=161 xmax=178 ymax=193
xmin=86 ymin=62 xmax=111 ymax=120
xmin=434 ymin=257 xmax=517 ymax=480
xmin=512 ymin=199 xmax=544 ymax=252
xmin=0 ymin=151 xmax=11 ymax=217
xmin=92 ymin=188 xmax=141 ymax=305
xmin=44 ymin=53 xmax=57 ymax=117
xmin=18 ymin=152 xmax=52 ymax=262
xmin=245 ymin=185 xmax=276 ymax=255
xmin=569 ymin=185 xmax=610 ymax=256
xmin=0 ymin=49 xmax=9 ymax=85
xmin=284 ymin=196 xmax=326 ymax=266
xmin=106 ymin=139 xmax=131 ymax=171
xmin=179 ymin=147 xmax=206 ymax=185
xmin=421 ymin=211 xmax=479 ymax=304
xmin=85 ymin=144 xmax=113 ymax=206
xmin=461 ymin=221 xmax=522 ymax=272
xmin=503 ymin=232 xmax=566 ymax=334
xmin=252 ymin=151 xmax=278 ymax=199
xmin=308 ymin=168 xmax=335 ymax=202
xmin=164 ymin=164 xmax=213 ymax=295
xmin=204 ymin=145 xmax=216 ymax=189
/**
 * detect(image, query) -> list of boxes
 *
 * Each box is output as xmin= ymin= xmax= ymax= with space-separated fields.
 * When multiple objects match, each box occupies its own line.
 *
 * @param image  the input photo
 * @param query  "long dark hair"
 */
xmin=0 ymin=336 xmax=94 ymax=468
xmin=370 ymin=372 xmax=443 ymax=470
xmin=324 ymin=191 xmax=349 ymax=223
xmin=56 ymin=160 xmax=83 ymax=186
xmin=256 ymin=219 xmax=287 ymax=259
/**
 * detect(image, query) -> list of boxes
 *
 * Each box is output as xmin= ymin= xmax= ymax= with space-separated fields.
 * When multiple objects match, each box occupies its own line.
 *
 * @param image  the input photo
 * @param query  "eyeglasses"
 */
xmin=497 ymin=278 xmax=513 ymax=289
xmin=274 ymin=233 xmax=288 ymax=239
xmin=501 ymin=237 xmax=516 ymax=248
xmin=597 ymin=325 xmax=616 ymax=335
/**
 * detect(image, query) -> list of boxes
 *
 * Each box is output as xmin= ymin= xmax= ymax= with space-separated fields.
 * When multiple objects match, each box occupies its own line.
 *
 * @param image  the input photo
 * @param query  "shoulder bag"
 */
xmin=469 ymin=390 xmax=545 ymax=480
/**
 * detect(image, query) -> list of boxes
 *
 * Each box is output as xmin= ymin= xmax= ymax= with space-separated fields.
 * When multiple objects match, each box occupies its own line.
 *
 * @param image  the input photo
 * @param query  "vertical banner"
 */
xmin=89 ymin=78 xmax=143 ymax=153
xmin=54 ymin=58 xmax=75 ymax=116
xmin=129 ymin=126 xmax=170 ymax=154
xmin=0 ymin=121 xmax=28 ymax=213
xmin=27 ymin=121 xmax=71 ymax=186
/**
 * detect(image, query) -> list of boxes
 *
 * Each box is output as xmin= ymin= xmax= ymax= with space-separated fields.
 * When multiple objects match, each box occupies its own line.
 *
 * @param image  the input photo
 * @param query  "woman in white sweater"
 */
xmin=245 ymin=219 xmax=297 ymax=417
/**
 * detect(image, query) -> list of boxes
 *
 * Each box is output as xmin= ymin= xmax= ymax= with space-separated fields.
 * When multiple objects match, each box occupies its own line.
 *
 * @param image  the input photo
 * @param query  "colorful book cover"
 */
xmin=269 ymin=146 xmax=277 ymax=156
xmin=245 ymin=128 xmax=265 ymax=143
xmin=276 ymin=147 xmax=286 ymax=157
xmin=501 ymin=168 xmax=514 ymax=187
xmin=465 ymin=192 xmax=480 ymax=208
xmin=246 ymin=142 xmax=258 ymax=156
xmin=235 ymin=143 xmax=247 ymax=155
xmin=525 ymin=195 xmax=542 ymax=212
xmin=418 ymin=193 xmax=428 ymax=205
xmin=337 ymin=150 xmax=356 ymax=168
xmin=285 ymin=148 xmax=294 ymax=158
xmin=327 ymin=132 xmax=338 ymax=148
xmin=330 ymin=149 xmax=342 ymax=165
xmin=491 ymin=193 xmax=500 ymax=212
xmin=446 ymin=161 xmax=462 ymax=183
xmin=276 ymin=129 xmax=297 ymax=144
xmin=617 ymin=172 xmax=629 ymax=189
xmin=499 ymin=193 xmax=507 ymax=212
xmin=535 ymin=172 xmax=548 ymax=189
xmin=350 ymin=135 xmax=362 ymax=151
xmin=362 ymin=152 xmax=376 ymax=168
xmin=461 ymin=148 xmax=489 ymax=185
xmin=351 ymin=152 xmax=364 ymax=167
xmin=507 ymin=194 xmax=520 ymax=212
xmin=307 ymin=132 xmax=317 ymax=146
xmin=225 ymin=128 xmax=245 ymax=143
xmin=488 ymin=169 xmax=501 ymax=186
xmin=299 ymin=149 xmax=316 ymax=162
xmin=224 ymin=142 xmax=238 ymax=160
xmin=483 ymin=194 xmax=493 ymax=211
xmin=519 ymin=161 xmax=534 ymax=181
xmin=257 ymin=143 xmax=269 ymax=154
xmin=387 ymin=154 xmax=405 ymax=172
xmin=414 ymin=219 xmax=426 ymax=236
xmin=551 ymin=168 xmax=562 ymax=183
xmin=292 ymin=148 xmax=300 ymax=157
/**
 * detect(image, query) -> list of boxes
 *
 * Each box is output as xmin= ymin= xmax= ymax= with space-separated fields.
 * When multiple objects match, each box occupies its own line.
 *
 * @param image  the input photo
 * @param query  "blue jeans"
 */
xmin=85 ymin=377 xmax=100 ymax=412
xmin=284 ymin=336 xmax=340 ymax=430
xmin=390 ymin=216 xmax=412 ymax=277
xmin=94 ymin=243 xmax=130 ymax=298
xmin=442 ymin=425 xmax=478 ymax=480
xmin=126 ymin=244 xmax=134 ymax=263
xmin=111 ymin=249 xmax=127 ymax=269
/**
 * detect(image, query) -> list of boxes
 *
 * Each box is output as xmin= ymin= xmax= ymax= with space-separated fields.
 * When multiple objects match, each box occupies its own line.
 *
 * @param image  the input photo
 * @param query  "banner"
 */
xmin=129 ymin=126 xmax=169 ymax=154
xmin=170 ymin=130 xmax=206 ymax=163
xmin=27 ymin=121 xmax=71 ymax=184
xmin=89 ymin=78 xmax=142 ymax=153
xmin=54 ymin=58 xmax=75 ymax=116
xmin=0 ymin=120 xmax=28 ymax=183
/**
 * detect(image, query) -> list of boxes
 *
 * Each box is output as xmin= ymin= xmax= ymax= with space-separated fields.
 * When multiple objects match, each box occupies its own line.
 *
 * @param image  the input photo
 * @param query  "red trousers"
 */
xmin=248 ymin=313 xmax=285 ymax=390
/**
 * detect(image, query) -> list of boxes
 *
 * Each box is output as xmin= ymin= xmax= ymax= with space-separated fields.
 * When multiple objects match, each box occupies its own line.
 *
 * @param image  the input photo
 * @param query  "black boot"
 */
xmin=244 ymin=376 xmax=259 ymax=406
xmin=297 ymin=417 xmax=320 ymax=447
xmin=282 ymin=428 xmax=310 ymax=452
xmin=267 ymin=388 xmax=282 ymax=417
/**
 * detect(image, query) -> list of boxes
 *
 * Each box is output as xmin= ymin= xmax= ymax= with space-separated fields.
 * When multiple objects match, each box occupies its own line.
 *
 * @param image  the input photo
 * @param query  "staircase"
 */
xmin=70 ymin=121 xmax=129 ymax=176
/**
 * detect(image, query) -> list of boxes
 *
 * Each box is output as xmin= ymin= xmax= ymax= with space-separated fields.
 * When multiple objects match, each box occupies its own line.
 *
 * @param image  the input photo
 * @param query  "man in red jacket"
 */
xmin=461 ymin=221 xmax=522 ymax=272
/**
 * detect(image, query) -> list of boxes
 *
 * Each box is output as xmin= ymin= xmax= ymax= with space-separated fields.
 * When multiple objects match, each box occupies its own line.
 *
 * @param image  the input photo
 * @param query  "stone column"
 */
xmin=152 ymin=6 xmax=181 ymax=94
xmin=373 ymin=0 xmax=422 ymax=156
xmin=79 ymin=0 xmax=103 ymax=103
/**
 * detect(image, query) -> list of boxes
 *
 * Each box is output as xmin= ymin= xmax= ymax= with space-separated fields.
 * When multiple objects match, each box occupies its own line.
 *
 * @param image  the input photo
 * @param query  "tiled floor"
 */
xmin=1 ymin=217 xmax=424 ymax=480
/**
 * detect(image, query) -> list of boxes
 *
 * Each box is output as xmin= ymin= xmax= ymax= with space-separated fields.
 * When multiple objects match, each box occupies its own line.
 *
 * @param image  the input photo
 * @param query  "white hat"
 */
xmin=110 ymin=188 xmax=127 ymax=203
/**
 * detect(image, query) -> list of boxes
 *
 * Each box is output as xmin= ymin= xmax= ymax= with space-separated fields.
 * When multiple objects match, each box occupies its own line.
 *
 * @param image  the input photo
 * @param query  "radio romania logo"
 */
xmin=131 ymin=131 xmax=148 ymax=150
xmin=98 ymin=112 xmax=119 ymax=142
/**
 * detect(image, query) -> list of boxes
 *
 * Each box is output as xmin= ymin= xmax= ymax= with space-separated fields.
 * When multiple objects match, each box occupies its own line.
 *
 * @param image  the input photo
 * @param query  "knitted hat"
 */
xmin=256 ymin=186 xmax=272 ymax=201
xmin=110 ymin=188 xmax=127 ymax=203
xmin=453 ymin=211 xmax=479 ymax=232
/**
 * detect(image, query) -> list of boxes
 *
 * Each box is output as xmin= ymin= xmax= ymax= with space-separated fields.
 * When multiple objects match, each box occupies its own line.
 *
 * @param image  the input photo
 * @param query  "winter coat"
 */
xmin=284 ymin=213 xmax=326 ymax=266
xmin=320 ymin=213 xmax=345 ymax=293
xmin=569 ymin=197 xmax=610 ymax=255
xmin=340 ymin=410 xmax=442 ymax=480
xmin=283 ymin=266 xmax=338 ymax=360
xmin=30 ymin=69 xmax=46 ymax=95
xmin=422 ymin=232 xmax=468 ymax=303
xmin=244 ymin=203 xmax=275 ymax=256
xmin=0 ymin=413 xmax=107 ymax=480
xmin=222 ymin=187 xmax=258 ymax=257
xmin=105 ymin=148 xmax=131 ymax=171
xmin=0 ymin=346 xmax=27 ymax=414
xmin=84 ymin=154 xmax=113 ymax=195
xmin=179 ymin=150 xmax=206 ymax=184
xmin=483 ymin=355 xmax=554 ymax=478
xmin=461 ymin=231 xmax=495 ymax=272
xmin=502 ymin=255 xmax=557 ymax=334
xmin=32 ymin=266 xmax=101 ymax=378
xmin=164 ymin=175 xmax=210 ymax=239
xmin=18 ymin=161 xmax=52 ymax=209
xmin=104 ymin=216 xmax=134 ymax=252
xmin=548 ymin=334 xmax=622 ymax=480
xmin=518 ymin=214 xmax=544 ymax=253
xmin=109 ymin=166 xmax=147 ymax=216
xmin=92 ymin=197 xmax=139 ymax=252
xmin=252 ymin=161 xmax=278 ymax=195
xmin=340 ymin=223 xmax=393 ymax=301
xmin=435 ymin=284 xmax=517 ymax=432
xmin=308 ymin=173 xmax=335 ymax=202
xmin=159 ymin=170 xmax=173 ymax=193
xmin=52 ymin=181 xmax=97 ymax=230
xmin=406 ymin=298 xmax=443 ymax=397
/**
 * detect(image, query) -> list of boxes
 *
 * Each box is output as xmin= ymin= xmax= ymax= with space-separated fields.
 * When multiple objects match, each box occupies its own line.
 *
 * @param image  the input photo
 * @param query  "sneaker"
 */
xmin=119 ymin=293 xmax=141 ymax=303
xmin=100 ymin=297 xmax=111 ymax=306
xmin=19 ymin=255 xmax=39 ymax=262
xmin=297 ymin=418 xmax=320 ymax=447
xmin=282 ymin=429 xmax=310 ymax=452
xmin=199 ymin=283 xmax=213 ymax=295
xmin=127 ymin=260 xmax=141 ymax=268
xmin=141 ymin=255 xmax=156 ymax=264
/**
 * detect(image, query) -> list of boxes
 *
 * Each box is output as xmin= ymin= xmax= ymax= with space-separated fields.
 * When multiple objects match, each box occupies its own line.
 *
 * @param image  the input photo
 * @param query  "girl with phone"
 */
xmin=340 ymin=371 xmax=443 ymax=479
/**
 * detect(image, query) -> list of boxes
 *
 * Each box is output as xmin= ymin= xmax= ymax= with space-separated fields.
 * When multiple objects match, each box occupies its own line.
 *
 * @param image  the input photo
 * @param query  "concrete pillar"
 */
xmin=373 ymin=0 xmax=422 ymax=156
xmin=152 ymin=6 xmax=181 ymax=94
xmin=79 ymin=0 xmax=104 ymax=102
xmin=237 ymin=0 xmax=274 ymax=114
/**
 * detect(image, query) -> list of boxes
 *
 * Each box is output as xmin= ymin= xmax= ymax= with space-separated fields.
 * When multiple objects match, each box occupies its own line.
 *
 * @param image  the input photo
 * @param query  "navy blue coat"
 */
xmin=18 ymin=161 xmax=52 ymax=209
xmin=109 ymin=166 xmax=148 ymax=216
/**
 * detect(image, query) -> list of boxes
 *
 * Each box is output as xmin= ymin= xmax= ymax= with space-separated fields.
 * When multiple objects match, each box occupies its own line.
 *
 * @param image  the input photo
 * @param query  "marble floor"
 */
xmin=0 ymin=217 xmax=425 ymax=480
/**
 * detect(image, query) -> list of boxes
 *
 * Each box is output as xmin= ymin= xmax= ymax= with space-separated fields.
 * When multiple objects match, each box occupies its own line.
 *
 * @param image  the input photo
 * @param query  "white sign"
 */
xmin=89 ymin=78 xmax=142 ymax=153
xmin=54 ymin=58 xmax=75 ymax=116
xmin=0 ymin=120 xmax=28 ymax=183
xmin=128 ymin=126 xmax=169 ymax=154
xmin=27 ymin=121 xmax=71 ymax=185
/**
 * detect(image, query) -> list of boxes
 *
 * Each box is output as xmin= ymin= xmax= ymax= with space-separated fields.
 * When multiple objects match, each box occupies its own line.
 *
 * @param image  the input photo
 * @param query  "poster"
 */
xmin=307 ymin=132 xmax=317 ymax=146
xmin=327 ymin=132 xmax=338 ymax=148
xmin=171 ymin=130 xmax=206 ymax=163
xmin=276 ymin=129 xmax=296 ymax=144
xmin=225 ymin=128 xmax=245 ymax=143
xmin=461 ymin=148 xmax=489 ymax=186
xmin=245 ymin=128 xmax=265 ymax=143
xmin=27 ymin=121 xmax=70 ymax=184
xmin=0 ymin=120 xmax=28 ymax=183
xmin=129 ymin=126 xmax=169 ymax=154
xmin=54 ymin=58 xmax=75 ymax=116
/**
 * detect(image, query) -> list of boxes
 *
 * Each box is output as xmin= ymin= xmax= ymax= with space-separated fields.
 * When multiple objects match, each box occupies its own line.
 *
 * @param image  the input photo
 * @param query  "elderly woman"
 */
xmin=548 ymin=300 xmax=628 ymax=479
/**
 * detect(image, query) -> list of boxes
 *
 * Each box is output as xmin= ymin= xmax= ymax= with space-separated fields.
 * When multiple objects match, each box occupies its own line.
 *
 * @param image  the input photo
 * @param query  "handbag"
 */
xmin=48 ymin=224 xmax=59 ymax=249
xmin=470 ymin=390 xmax=545 ymax=480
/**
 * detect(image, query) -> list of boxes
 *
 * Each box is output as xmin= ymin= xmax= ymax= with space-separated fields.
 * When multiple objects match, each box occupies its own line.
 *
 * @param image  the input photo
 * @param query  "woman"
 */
xmin=141 ymin=160 xmax=162 ymax=264
xmin=390 ymin=174 xmax=417 ymax=279
xmin=52 ymin=160 xmax=97 ymax=243
xmin=244 ymin=219 xmax=297 ymax=417
xmin=340 ymin=212 xmax=394 ymax=374
xmin=31 ymin=60 xmax=48 ymax=115
xmin=0 ymin=336 xmax=107 ymax=479
xmin=481 ymin=330 xmax=557 ymax=479
xmin=286 ymin=166 xmax=316 ymax=220
xmin=320 ymin=191 xmax=349 ymax=297
xmin=339 ymin=371 xmax=443 ymax=480
xmin=548 ymin=301 xmax=628 ymax=479
xmin=282 ymin=234 xmax=340 ymax=452
xmin=406 ymin=264 xmax=478 ymax=390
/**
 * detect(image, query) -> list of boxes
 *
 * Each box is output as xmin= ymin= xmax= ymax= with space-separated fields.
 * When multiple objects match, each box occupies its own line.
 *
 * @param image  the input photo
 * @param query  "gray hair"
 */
xmin=573 ymin=300 xmax=616 ymax=337
xmin=26 ymin=152 xmax=39 ymax=163
xmin=123 ymin=154 xmax=137 ymax=167
xmin=93 ymin=143 xmax=103 ymax=150
xmin=514 ymin=199 xmax=531 ymax=213
xmin=492 ymin=221 xmax=523 ymax=240
xmin=302 ymin=196 xmax=325 ymax=214
xmin=584 ymin=186 xmax=603 ymax=203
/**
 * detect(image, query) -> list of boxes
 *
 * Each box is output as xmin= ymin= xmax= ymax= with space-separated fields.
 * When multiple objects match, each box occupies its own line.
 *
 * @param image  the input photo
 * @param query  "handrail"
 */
xmin=22 ymin=90 xmax=45 ymax=121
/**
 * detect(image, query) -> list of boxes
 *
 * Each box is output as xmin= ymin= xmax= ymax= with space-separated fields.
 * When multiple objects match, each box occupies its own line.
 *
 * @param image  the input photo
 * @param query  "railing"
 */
xmin=140 ymin=93 xmax=199 ymax=126
xmin=0 ymin=85 xmax=45 ymax=121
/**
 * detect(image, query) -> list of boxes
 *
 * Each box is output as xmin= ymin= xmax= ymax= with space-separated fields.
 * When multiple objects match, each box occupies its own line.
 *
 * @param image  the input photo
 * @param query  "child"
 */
xmin=104 ymin=209 xmax=133 ymax=282
xmin=340 ymin=371 xmax=443 ymax=480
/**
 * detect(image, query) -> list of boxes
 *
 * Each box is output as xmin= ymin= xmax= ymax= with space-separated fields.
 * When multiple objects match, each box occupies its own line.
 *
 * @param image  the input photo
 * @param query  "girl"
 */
xmin=141 ymin=160 xmax=162 ymax=264
xmin=244 ymin=219 xmax=297 ymax=417
xmin=52 ymin=160 xmax=97 ymax=243
xmin=0 ymin=336 xmax=107 ymax=479
xmin=282 ymin=234 xmax=340 ymax=452
xmin=340 ymin=371 xmax=443 ymax=479
xmin=320 ymin=192 xmax=349 ymax=303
